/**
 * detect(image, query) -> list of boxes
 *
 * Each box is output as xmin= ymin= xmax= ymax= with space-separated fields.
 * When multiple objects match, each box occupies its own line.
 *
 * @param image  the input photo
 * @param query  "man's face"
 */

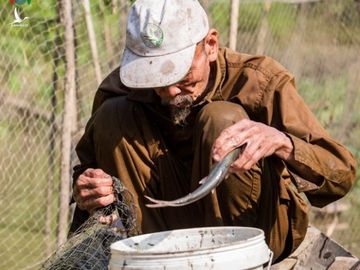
xmin=154 ymin=41 xmax=212 ymax=126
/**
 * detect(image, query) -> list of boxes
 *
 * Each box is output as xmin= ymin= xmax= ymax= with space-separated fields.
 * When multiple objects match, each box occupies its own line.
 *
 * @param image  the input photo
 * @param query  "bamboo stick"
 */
xmin=83 ymin=0 xmax=102 ymax=85
xmin=58 ymin=0 xmax=76 ymax=247
xmin=229 ymin=0 xmax=240 ymax=51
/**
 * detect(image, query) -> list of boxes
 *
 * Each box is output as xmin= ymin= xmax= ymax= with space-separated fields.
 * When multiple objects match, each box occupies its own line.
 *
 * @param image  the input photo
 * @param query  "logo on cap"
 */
xmin=141 ymin=23 xmax=164 ymax=48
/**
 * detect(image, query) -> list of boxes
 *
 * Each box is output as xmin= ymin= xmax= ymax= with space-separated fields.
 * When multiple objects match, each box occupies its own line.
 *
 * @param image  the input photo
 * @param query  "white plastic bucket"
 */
xmin=109 ymin=226 xmax=273 ymax=270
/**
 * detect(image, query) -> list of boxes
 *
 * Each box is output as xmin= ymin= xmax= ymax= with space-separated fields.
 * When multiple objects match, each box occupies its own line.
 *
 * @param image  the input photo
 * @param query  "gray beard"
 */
xmin=162 ymin=95 xmax=193 ymax=126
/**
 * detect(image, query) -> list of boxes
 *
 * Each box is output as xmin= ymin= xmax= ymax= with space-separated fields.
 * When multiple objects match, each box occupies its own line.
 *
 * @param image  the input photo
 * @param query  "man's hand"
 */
xmin=73 ymin=168 xmax=115 ymax=214
xmin=212 ymin=119 xmax=294 ymax=172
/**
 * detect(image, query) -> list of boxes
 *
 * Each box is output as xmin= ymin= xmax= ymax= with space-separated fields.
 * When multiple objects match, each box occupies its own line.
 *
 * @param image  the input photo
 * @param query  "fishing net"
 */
xmin=42 ymin=177 xmax=138 ymax=270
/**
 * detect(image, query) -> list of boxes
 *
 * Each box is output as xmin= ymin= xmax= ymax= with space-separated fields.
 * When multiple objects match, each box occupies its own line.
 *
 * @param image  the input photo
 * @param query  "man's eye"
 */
xmin=184 ymin=82 xmax=197 ymax=88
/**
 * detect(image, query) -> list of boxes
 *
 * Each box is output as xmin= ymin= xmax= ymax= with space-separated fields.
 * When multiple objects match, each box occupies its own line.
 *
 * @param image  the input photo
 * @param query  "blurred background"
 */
xmin=0 ymin=0 xmax=359 ymax=269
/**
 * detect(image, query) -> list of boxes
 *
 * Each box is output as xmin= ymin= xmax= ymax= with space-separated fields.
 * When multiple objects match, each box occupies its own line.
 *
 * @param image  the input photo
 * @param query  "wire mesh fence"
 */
xmin=0 ymin=0 xmax=359 ymax=269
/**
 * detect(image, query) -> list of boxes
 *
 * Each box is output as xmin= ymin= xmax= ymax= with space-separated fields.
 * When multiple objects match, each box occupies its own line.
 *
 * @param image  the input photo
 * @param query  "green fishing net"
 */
xmin=42 ymin=177 xmax=137 ymax=270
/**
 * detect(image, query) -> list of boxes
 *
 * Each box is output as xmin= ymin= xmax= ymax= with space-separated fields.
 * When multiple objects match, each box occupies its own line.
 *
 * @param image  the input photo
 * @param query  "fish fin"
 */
xmin=198 ymin=176 xmax=207 ymax=185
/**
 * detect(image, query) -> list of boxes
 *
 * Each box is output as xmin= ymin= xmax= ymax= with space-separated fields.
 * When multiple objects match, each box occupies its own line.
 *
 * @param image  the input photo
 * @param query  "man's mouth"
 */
xmin=163 ymin=95 xmax=193 ymax=108
xmin=172 ymin=102 xmax=190 ymax=109
xmin=173 ymin=95 xmax=193 ymax=107
xmin=160 ymin=95 xmax=194 ymax=126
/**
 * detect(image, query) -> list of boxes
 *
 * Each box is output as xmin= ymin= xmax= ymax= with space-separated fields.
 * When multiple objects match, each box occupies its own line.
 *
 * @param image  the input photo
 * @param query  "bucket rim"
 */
xmin=110 ymin=226 xmax=266 ymax=256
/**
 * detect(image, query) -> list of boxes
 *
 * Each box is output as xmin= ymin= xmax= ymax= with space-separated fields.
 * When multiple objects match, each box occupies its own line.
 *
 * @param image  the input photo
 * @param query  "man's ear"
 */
xmin=205 ymin=29 xmax=219 ymax=62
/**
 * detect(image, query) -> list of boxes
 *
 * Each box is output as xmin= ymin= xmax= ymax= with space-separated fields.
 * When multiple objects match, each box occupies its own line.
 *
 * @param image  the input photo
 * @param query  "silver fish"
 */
xmin=145 ymin=145 xmax=244 ymax=208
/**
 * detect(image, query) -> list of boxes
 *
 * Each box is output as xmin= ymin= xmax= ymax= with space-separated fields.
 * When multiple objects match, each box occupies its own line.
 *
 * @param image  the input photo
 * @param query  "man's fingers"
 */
xmin=237 ymin=135 xmax=278 ymax=169
xmin=76 ymin=174 xmax=113 ymax=189
xmin=231 ymin=142 xmax=274 ymax=171
xmin=228 ymin=142 xmax=255 ymax=171
xmin=214 ymin=119 xmax=293 ymax=173
xmin=74 ymin=184 xmax=115 ymax=212
xmin=73 ymin=176 xmax=113 ymax=204
xmin=81 ymin=194 xmax=116 ymax=212
xmin=76 ymin=185 xmax=114 ymax=200
xmin=99 ymin=213 xmax=119 ymax=225
xmin=83 ymin=168 xmax=110 ymax=179
xmin=234 ymin=138 xmax=262 ymax=168
xmin=213 ymin=121 xmax=260 ymax=161
xmin=233 ymin=154 xmax=258 ymax=171
xmin=83 ymin=168 xmax=94 ymax=177
xmin=74 ymin=169 xmax=115 ymax=213
xmin=214 ymin=119 xmax=252 ymax=142
xmin=92 ymin=168 xmax=110 ymax=178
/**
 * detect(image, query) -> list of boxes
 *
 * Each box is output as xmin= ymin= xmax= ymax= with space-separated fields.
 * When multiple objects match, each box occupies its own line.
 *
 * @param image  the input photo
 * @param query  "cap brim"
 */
xmin=120 ymin=44 xmax=196 ymax=89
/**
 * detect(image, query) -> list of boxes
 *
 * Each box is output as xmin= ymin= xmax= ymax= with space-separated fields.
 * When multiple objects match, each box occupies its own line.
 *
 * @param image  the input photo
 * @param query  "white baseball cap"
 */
xmin=120 ymin=0 xmax=209 ymax=88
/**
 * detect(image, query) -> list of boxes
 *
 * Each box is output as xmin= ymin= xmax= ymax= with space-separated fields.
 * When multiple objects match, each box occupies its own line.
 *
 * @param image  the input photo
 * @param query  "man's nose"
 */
xmin=164 ymin=85 xmax=182 ymax=97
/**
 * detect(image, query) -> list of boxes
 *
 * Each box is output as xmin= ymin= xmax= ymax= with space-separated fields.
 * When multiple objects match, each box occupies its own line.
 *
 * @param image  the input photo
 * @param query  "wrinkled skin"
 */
xmin=213 ymin=119 xmax=293 ymax=172
xmin=73 ymin=168 xmax=115 ymax=215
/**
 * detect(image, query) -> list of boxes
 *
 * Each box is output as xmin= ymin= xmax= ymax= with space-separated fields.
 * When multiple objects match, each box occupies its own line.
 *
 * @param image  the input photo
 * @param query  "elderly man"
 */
xmin=70 ymin=0 xmax=356 ymax=262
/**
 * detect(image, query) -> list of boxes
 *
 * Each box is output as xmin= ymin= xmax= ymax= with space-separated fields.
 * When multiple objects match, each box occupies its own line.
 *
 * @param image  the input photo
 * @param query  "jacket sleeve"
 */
xmin=70 ymin=66 xmax=128 ymax=234
xmin=72 ymin=67 xmax=129 ymax=211
xmin=73 ymin=67 xmax=127 ymax=182
xmin=73 ymin=112 xmax=98 ymax=184
xmin=70 ymin=111 xmax=97 ymax=234
xmin=268 ymin=71 xmax=357 ymax=207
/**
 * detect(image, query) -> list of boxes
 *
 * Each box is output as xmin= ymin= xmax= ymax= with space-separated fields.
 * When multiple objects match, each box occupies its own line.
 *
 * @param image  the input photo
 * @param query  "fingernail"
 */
xmin=213 ymin=154 xmax=219 ymax=161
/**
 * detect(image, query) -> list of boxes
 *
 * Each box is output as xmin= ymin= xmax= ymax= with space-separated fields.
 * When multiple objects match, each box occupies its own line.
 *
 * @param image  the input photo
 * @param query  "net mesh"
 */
xmin=42 ymin=177 xmax=137 ymax=270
